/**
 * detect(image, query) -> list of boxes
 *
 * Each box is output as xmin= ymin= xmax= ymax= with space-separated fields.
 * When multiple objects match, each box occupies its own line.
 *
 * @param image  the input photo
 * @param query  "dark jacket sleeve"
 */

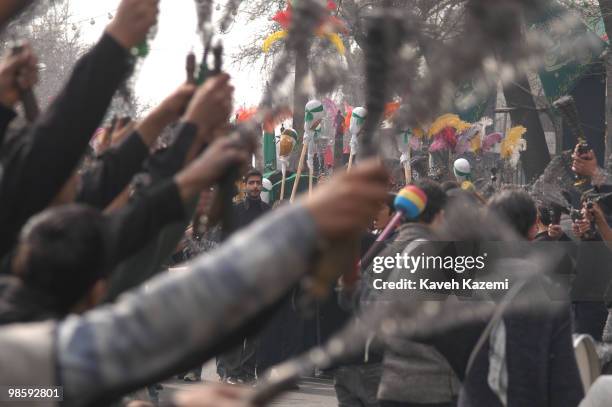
xmin=0 ymin=105 xmax=16 ymax=145
xmin=99 ymin=123 xmax=200 ymax=300
xmin=76 ymin=131 xmax=149 ymax=209
xmin=104 ymin=179 xmax=186 ymax=268
xmin=144 ymin=122 xmax=198 ymax=181
xmin=0 ymin=33 xmax=132 ymax=258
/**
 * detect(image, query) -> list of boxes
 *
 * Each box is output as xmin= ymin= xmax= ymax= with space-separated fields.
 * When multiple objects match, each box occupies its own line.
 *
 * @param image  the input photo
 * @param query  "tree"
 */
xmin=1 ymin=0 xmax=85 ymax=110
xmin=229 ymin=0 xmax=553 ymax=178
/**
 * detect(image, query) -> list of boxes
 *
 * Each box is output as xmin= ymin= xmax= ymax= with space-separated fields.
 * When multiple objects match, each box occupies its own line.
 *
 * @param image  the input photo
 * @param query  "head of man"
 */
xmin=373 ymin=197 xmax=394 ymax=231
xmin=244 ymin=169 xmax=263 ymax=200
xmin=488 ymin=189 xmax=537 ymax=240
xmin=414 ymin=179 xmax=447 ymax=227
xmin=12 ymin=204 xmax=110 ymax=315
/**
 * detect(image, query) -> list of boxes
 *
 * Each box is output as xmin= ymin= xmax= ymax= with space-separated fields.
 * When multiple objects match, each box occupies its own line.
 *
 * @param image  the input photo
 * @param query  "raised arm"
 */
xmin=0 ymin=0 xmax=158 ymax=257
xmin=76 ymin=84 xmax=196 ymax=208
xmin=56 ymin=161 xmax=389 ymax=406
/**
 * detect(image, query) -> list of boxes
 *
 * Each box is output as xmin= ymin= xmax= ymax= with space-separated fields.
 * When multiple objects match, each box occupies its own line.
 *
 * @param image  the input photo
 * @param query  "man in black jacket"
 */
xmin=458 ymin=190 xmax=583 ymax=407
xmin=0 ymin=0 xmax=159 ymax=261
xmin=217 ymin=168 xmax=271 ymax=384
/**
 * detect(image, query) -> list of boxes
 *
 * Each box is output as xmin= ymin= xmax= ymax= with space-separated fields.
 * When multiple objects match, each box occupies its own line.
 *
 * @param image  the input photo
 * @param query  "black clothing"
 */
xmin=223 ymin=197 xmax=271 ymax=239
xmin=104 ymin=178 xmax=185 ymax=269
xmin=76 ymin=131 xmax=148 ymax=209
xmin=218 ymin=196 xmax=271 ymax=379
xmin=144 ymin=122 xmax=198 ymax=181
xmin=0 ymin=105 xmax=16 ymax=145
xmin=0 ymin=276 xmax=58 ymax=325
xmin=533 ymin=231 xmax=571 ymax=242
xmin=0 ymin=179 xmax=185 ymax=325
xmin=458 ymin=306 xmax=583 ymax=407
xmin=0 ymin=33 xmax=133 ymax=259
xmin=102 ymin=122 xmax=200 ymax=301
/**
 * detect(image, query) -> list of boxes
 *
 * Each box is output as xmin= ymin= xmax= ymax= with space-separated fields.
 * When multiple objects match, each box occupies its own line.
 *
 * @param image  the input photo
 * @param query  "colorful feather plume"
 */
xmin=428 ymin=114 xmax=471 ymax=138
xmin=501 ymin=126 xmax=527 ymax=159
xmin=482 ymin=132 xmax=503 ymax=152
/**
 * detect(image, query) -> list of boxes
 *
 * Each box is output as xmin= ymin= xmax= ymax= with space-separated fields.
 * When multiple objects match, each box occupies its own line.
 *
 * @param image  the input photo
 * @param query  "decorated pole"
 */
xmin=397 ymin=129 xmax=412 ymax=184
xmin=279 ymin=128 xmax=297 ymax=200
xmin=290 ymin=99 xmax=324 ymax=202
xmin=347 ymin=107 xmax=367 ymax=172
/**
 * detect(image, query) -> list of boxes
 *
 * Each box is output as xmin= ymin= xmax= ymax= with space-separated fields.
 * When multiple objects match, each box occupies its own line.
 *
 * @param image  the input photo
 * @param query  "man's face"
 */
xmin=246 ymin=176 xmax=262 ymax=199
xmin=373 ymin=205 xmax=392 ymax=230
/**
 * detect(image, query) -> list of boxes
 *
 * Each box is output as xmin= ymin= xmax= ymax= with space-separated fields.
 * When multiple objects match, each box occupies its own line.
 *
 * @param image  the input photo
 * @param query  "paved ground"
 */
xmin=157 ymin=363 xmax=337 ymax=407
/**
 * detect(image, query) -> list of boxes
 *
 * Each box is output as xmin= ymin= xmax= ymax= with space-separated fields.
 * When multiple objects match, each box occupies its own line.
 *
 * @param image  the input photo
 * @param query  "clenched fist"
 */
xmin=0 ymin=43 xmax=38 ymax=108
xmin=183 ymin=73 xmax=234 ymax=142
xmin=106 ymin=0 xmax=159 ymax=49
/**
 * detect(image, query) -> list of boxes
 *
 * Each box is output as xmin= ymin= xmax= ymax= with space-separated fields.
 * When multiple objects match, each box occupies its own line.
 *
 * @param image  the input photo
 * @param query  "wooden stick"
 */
xmin=347 ymin=152 xmax=354 ymax=172
xmin=404 ymin=149 xmax=412 ymax=185
xmin=290 ymin=143 xmax=308 ymax=203
xmin=308 ymin=166 xmax=314 ymax=197
xmin=280 ymin=165 xmax=287 ymax=201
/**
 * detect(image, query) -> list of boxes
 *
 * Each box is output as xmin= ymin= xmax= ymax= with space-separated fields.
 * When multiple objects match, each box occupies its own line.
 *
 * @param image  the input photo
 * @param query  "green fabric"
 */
xmin=351 ymin=112 xmax=366 ymax=126
xmin=263 ymin=131 xmax=277 ymax=172
xmin=304 ymin=105 xmax=324 ymax=122
xmin=529 ymin=1 xmax=605 ymax=103
xmin=402 ymin=130 xmax=412 ymax=144
xmin=260 ymin=173 xmax=317 ymax=204
xmin=132 ymin=41 xmax=150 ymax=58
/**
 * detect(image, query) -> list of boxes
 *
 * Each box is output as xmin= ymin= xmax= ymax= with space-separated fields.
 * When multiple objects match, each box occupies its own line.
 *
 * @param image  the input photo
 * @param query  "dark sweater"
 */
xmin=76 ymin=131 xmax=149 ymax=209
xmin=223 ymin=197 xmax=271 ymax=239
xmin=458 ymin=305 xmax=584 ymax=407
xmin=0 ymin=33 xmax=132 ymax=259
xmin=0 ymin=105 xmax=16 ymax=145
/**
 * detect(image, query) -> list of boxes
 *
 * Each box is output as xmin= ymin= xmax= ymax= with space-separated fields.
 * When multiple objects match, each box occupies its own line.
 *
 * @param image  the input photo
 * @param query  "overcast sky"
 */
xmin=68 ymin=0 xmax=264 ymax=111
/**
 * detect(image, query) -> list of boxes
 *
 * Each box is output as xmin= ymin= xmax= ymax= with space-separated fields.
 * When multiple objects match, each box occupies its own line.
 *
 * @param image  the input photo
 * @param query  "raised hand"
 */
xmin=175 ymin=135 xmax=249 ymax=202
xmin=106 ymin=0 xmax=159 ymax=50
xmin=183 ymin=73 xmax=234 ymax=142
xmin=0 ymin=43 xmax=38 ymax=108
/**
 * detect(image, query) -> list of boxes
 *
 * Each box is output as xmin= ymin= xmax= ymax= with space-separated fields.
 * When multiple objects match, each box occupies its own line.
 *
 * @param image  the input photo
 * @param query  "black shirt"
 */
xmin=223 ymin=197 xmax=271 ymax=239
xmin=0 ymin=33 xmax=133 ymax=259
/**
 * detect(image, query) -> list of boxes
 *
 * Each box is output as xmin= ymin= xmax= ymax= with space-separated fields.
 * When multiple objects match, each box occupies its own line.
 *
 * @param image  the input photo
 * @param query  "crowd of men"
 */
xmin=1 ymin=0 xmax=612 ymax=406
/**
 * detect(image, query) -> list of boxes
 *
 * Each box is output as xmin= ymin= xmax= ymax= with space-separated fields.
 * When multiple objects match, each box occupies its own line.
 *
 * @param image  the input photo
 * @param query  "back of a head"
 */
xmin=13 ymin=204 xmax=109 ymax=314
xmin=414 ymin=179 xmax=446 ymax=224
xmin=488 ymin=189 xmax=536 ymax=238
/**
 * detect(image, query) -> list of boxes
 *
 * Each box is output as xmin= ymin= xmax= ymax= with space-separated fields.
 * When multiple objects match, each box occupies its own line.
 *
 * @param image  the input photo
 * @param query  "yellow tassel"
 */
xmin=470 ymin=136 xmax=481 ymax=152
xmin=428 ymin=114 xmax=471 ymax=137
xmin=325 ymin=33 xmax=345 ymax=55
xmin=413 ymin=127 xmax=425 ymax=139
xmin=263 ymin=30 xmax=288 ymax=53
xmin=501 ymin=126 xmax=527 ymax=159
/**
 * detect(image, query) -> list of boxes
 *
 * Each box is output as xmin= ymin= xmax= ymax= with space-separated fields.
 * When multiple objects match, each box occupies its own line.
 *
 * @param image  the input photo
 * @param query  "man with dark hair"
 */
xmin=233 ymin=169 xmax=270 ymax=233
xmin=534 ymin=204 xmax=570 ymax=242
xmin=217 ymin=168 xmax=272 ymax=384
xmin=12 ymin=205 xmax=109 ymax=315
xmin=0 ymin=133 xmax=248 ymax=325
xmin=373 ymin=179 xmax=460 ymax=407
xmin=333 ymin=180 xmax=457 ymax=407
xmin=487 ymin=190 xmax=537 ymax=239
xmin=456 ymin=191 xmax=583 ymax=407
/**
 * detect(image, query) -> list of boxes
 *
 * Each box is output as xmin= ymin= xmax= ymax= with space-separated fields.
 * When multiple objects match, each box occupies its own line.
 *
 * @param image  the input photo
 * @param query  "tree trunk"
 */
xmin=502 ymin=74 xmax=551 ymax=182
xmin=599 ymin=0 xmax=612 ymax=166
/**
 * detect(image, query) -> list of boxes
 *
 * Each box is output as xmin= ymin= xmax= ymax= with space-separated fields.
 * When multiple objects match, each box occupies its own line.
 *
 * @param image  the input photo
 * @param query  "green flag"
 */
xmin=263 ymin=131 xmax=277 ymax=172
